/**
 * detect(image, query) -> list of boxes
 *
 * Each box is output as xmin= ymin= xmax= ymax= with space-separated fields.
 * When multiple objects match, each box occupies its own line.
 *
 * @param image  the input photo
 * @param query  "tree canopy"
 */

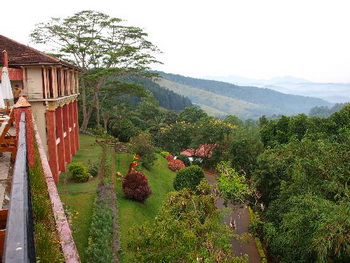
xmin=31 ymin=10 xmax=161 ymax=130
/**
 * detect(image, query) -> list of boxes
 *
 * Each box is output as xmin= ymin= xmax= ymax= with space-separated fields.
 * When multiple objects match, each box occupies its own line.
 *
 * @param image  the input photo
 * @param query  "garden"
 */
xmin=56 ymin=132 xmax=248 ymax=262
xmin=57 ymin=134 xmax=178 ymax=262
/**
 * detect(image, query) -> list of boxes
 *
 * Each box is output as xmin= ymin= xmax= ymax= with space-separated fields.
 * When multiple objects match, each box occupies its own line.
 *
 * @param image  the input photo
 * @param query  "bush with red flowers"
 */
xmin=122 ymin=171 xmax=152 ymax=203
xmin=168 ymin=159 xmax=186 ymax=171
xmin=165 ymin=154 xmax=174 ymax=161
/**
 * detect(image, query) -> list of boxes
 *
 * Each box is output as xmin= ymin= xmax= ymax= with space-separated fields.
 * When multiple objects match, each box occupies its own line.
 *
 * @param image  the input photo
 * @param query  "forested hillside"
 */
xmin=118 ymin=76 xmax=193 ymax=111
xmin=309 ymin=103 xmax=348 ymax=117
xmin=156 ymin=72 xmax=332 ymax=118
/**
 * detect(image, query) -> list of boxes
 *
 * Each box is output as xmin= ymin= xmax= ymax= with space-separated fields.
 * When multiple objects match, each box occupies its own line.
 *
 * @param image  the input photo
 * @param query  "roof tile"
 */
xmin=0 ymin=35 xmax=79 ymax=70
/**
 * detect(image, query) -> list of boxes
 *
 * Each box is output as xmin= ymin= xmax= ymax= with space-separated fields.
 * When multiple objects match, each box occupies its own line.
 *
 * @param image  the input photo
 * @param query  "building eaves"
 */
xmin=0 ymin=35 xmax=81 ymax=71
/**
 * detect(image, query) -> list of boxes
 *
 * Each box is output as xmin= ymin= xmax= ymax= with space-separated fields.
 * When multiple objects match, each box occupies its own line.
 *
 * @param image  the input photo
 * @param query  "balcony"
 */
xmin=0 ymin=100 xmax=80 ymax=262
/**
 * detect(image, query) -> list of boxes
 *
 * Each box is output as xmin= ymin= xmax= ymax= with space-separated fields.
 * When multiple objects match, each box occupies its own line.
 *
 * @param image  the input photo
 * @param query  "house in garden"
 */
xmin=0 ymin=34 xmax=80 ymax=183
xmin=180 ymin=144 xmax=218 ymax=159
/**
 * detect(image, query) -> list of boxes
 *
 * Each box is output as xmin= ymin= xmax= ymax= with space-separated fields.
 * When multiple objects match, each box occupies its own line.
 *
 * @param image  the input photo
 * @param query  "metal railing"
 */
xmin=3 ymin=112 xmax=35 ymax=262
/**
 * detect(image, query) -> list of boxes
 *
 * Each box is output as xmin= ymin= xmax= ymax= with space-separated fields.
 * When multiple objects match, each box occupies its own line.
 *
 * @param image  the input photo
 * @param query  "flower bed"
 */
xmin=86 ymin=146 xmax=118 ymax=262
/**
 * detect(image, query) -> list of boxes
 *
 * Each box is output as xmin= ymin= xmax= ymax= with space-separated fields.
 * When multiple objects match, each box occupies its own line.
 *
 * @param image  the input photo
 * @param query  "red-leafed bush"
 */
xmin=168 ymin=159 xmax=186 ymax=171
xmin=122 ymin=172 xmax=152 ymax=202
xmin=165 ymin=154 xmax=174 ymax=161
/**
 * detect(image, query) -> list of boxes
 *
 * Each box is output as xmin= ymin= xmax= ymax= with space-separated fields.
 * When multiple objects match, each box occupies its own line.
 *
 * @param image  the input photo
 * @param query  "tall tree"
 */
xmin=128 ymin=188 xmax=244 ymax=262
xmin=31 ymin=10 xmax=161 ymax=130
xmin=179 ymin=106 xmax=207 ymax=123
xmin=98 ymin=81 xmax=151 ymax=130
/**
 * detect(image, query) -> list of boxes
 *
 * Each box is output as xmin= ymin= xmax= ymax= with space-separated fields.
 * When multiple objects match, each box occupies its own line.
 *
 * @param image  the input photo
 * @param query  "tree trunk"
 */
xmin=80 ymin=76 xmax=87 ymax=123
xmin=80 ymin=76 xmax=108 ymax=130
xmin=102 ymin=113 xmax=110 ymax=131
xmin=81 ymin=103 xmax=95 ymax=130
xmin=96 ymin=94 xmax=100 ymax=127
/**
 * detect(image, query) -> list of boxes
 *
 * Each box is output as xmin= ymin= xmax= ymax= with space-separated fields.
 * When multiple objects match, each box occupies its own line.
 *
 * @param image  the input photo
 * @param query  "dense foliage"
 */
xmin=127 ymin=188 xmax=245 ymax=263
xmin=158 ymin=121 xmax=195 ymax=154
xmin=308 ymin=103 xmax=348 ymax=117
xmin=252 ymin=106 xmax=350 ymax=262
xmin=119 ymin=76 xmax=193 ymax=111
xmin=216 ymin=161 xmax=251 ymax=204
xmin=122 ymin=171 xmax=152 ymax=203
xmin=173 ymin=165 xmax=205 ymax=191
xmin=228 ymin=127 xmax=263 ymax=175
xmin=129 ymin=133 xmax=156 ymax=170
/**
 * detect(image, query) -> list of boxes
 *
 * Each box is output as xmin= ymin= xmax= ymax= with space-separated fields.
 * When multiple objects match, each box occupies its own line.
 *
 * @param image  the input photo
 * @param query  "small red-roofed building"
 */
xmin=180 ymin=144 xmax=218 ymax=159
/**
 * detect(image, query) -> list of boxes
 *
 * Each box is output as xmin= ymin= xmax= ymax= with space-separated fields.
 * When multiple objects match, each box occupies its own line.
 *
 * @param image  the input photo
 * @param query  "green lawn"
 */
xmin=57 ymin=134 xmax=176 ymax=263
xmin=116 ymin=154 xmax=177 ymax=263
xmin=57 ymin=134 xmax=102 ymax=263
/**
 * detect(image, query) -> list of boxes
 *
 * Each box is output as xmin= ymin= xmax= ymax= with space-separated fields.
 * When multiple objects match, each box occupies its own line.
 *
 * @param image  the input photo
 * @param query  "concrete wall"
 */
xmin=26 ymin=68 xmax=43 ymax=99
xmin=30 ymin=101 xmax=48 ymax=154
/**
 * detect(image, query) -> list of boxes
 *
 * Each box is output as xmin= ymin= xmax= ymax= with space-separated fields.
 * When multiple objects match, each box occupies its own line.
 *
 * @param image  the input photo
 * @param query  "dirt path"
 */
xmin=205 ymin=170 xmax=261 ymax=263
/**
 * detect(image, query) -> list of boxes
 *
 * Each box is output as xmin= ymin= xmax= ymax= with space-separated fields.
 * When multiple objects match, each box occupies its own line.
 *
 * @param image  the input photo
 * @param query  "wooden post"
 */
xmin=52 ymin=67 xmax=58 ymax=98
xmin=21 ymin=67 xmax=27 ymax=96
xmin=2 ymin=51 xmax=8 ymax=67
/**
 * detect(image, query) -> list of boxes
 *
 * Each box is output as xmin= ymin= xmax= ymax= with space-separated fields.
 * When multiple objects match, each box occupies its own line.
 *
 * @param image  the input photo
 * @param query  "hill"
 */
xmin=118 ymin=76 xmax=193 ymax=111
xmin=156 ymin=72 xmax=332 ymax=119
xmin=205 ymin=75 xmax=350 ymax=103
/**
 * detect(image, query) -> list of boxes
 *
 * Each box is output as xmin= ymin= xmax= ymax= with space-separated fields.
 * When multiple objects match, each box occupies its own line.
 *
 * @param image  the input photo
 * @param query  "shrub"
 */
xmin=160 ymin=151 xmax=171 ymax=158
xmin=130 ymin=133 xmax=157 ymax=170
xmin=122 ymin=171 xmax=152 ymax=203
xmin=68 ymin=162 xmax=91 ymax=182
xmin=168 ymin=159 xmax=185 ymax=171
xmin=87 ymin=159 xmax=100 ymax=177
xmin=176 ymin=154 xmax=191 ymax=167
xmin=165 ymin=154 xmax=174 ymax=161
xmin=173 ymin=165 xmax=205 ymax=191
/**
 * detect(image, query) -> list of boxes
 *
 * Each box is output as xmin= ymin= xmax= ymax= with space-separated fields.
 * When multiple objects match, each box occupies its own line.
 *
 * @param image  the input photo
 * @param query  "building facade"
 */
xmin=0 ymin=35 xmax=80 ymax=183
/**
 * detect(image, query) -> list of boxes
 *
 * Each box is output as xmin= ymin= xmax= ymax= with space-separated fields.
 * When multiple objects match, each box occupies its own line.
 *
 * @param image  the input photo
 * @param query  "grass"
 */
xmin=157 ymin=78 xmax=258 ymax=117
xmin=116 ymin=154 xmax=177 ymax=263
xmin=57 ymin=134 xmax=102 ymax=263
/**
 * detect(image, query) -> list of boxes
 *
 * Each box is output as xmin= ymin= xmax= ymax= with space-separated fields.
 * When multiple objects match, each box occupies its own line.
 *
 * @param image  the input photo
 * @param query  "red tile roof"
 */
xmin=0 ymin=35 xmax=79 ymax=70
xmin=180 ymin=144 xmax=218 ymax=158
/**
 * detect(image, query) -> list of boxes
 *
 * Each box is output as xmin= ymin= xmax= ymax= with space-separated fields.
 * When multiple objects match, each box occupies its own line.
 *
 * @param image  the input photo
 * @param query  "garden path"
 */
xmin=204 ymin=170 xmax=260 ymax=263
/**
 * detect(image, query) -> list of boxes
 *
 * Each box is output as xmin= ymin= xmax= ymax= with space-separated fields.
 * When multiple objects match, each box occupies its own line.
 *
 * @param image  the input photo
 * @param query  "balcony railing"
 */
xmin=1 ymin=98 xmax=80 ymax=263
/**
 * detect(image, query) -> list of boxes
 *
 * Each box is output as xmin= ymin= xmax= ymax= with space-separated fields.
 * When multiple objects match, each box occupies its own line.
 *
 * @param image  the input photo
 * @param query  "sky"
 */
xmin=2 ymin=0 xmax=350 ymax=83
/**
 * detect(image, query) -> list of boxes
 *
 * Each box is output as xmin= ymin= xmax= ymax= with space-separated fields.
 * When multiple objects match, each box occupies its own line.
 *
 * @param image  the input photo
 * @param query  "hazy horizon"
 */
xmin=1 ymin=0 xmax=349 ymax=84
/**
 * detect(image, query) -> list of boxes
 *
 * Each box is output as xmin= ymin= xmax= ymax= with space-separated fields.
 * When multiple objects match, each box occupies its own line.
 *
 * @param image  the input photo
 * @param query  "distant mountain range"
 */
xmin=155 ymin=72 xmax=332 ymax=119
xmin=203 ymin=75 xmax=350 ymax=103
